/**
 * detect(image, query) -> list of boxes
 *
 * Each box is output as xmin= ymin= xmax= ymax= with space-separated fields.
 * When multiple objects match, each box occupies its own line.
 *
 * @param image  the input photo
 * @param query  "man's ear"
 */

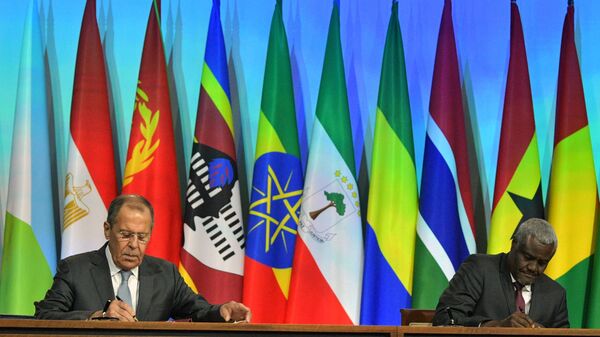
xmin=103 ymin=222 xmax=110 ymax=240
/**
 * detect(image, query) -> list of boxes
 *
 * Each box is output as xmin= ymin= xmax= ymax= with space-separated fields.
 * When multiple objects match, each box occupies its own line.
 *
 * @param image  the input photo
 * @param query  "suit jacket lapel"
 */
xmin=90 ymin=244 xmax=114 ymax=303
xmin=499 ymin=254 xmax=516 ymax=314
xmin=136 ymin=260 xmax=155 ymax=320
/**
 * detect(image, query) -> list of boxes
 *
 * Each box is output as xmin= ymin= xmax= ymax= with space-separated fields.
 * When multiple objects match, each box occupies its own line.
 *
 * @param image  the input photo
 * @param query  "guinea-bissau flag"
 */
xmin=122 ymin=0 xmax=182 ymax=265
xmin=545 ymin=1 xmax=599 ymax=328
xmin=286 ymin=0 xmax=363 ymax=324
xmin=62 ymin=0 xmax=118 ymax=258
xmin=243 ymin=0 xmax=303 ymax=323
xmin=0 ymin=0 xmax=57 ymax=315
xmin=360 ymin=1 xmax=417 ymax=325
xmin=412 ymin=0 xmax=477 ymax=309
xmin=487 ymin=1 xmax=543 ymax=255
xmin=180 ymin=0 xmax=244 ymax=303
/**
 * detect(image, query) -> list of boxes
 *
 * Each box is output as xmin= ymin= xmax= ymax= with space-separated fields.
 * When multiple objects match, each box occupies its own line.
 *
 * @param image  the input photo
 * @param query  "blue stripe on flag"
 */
xmin=419 ymin=135 xmax=469 ymax=271
xmin=360 ymin=225 xmax=410 ymax=325
xmin=204 ymin=0 xmax=230 ymax=99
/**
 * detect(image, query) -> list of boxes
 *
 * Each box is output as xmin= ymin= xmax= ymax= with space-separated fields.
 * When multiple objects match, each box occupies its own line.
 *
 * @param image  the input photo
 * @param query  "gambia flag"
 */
xmin=180 ymin=0 xmax=244 ymax=303
xmin=286 ymin=1 xmax=363 ymax=324
xmin=360 ymin=1 xmax=417 ymax=325
xmin=62 ymin=0 xmax=118 ymax=258
xmin=487 ymin=1 xmax=543 ymax=255
xmin=412 ymin=0 xmax=476 ymax=309
xmin=122 ymin=0 xmax=182 ymax=265
xmin=243 ymin=0 xmax=303 ymax=323
xmin=545 ymin=2 xmax=598 ymax=328
xmin=0 ymin=0 xmax=57 ymax=315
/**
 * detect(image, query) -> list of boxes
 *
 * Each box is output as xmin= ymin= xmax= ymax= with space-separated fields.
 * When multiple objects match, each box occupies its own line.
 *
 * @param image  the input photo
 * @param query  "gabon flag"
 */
xmin=487 ymin=1 xmax=543 ymax=255
xmin=62 ymin=0 xmax=118 ymax=258
xmin=122 ymin=0 xmax=182 ymax=265
xmin=180 ymin=0 xmax=245 ymax=303
xmin=360 ymin=1 xmax=417 ymax=325
xmin=286 ymin=0 xmax=363 ymax=324
xmin=545 ymin=1 xmax=598 ymax=328
xmin=243 ymin=0 xmax=303 ymax=323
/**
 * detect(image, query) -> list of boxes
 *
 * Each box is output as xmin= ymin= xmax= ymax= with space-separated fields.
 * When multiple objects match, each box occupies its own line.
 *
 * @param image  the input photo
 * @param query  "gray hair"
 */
xmin=512 ymin=218 xmax=557 ymax=248
xmin=106 ymin=194 xmax=154 ymax=228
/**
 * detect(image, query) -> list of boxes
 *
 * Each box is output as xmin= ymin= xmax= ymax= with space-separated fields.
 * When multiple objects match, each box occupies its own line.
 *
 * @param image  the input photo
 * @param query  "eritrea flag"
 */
xmin=243 ymin=0 xmax=303 ymax=323
xmin=488 ymin=1 xmax=543 ymax=255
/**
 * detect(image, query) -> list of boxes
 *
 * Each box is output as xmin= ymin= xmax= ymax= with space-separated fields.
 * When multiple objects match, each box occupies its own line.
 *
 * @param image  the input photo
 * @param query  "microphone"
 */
xmin=445 ymin=306 xmax=456 ymax=326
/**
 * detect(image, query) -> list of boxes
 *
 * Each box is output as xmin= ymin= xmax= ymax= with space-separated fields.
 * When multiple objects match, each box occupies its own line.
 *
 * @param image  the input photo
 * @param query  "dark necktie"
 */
xmin=118 ymin=270 xmax=133 ymax=308
xmin=514 ymin=281 xmax=525 ymax=313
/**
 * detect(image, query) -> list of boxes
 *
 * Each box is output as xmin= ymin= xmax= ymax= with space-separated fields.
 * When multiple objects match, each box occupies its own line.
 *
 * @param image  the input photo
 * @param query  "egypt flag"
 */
xmin=179 ymin=0 xmax=244 ymax=303
xmin=0 ymin=0 xmax=57 ymax=315
xmin=545 ymin=2 xmax=598 ymax=328
xmin=243 ymin=0 xmax=303 ymax=323
xmin=122 ymin=0 xmax=182 ymax=265
xmin=411 ymin=0 xmax=476 ymax=309
xmin=286 ymin=1 xmax=363 ymax=324
xmin=487 ymin=1 xmax=543 ymax=255
xmin=62 ymin=0 xmax=118 ymax=258
xmin=360 ymin=1 xmax=417 ymax=325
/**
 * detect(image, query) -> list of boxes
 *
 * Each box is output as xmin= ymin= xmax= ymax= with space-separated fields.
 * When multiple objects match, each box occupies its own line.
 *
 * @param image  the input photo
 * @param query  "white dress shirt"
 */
xmin=105 ymin=246 xmax=140 ymax=312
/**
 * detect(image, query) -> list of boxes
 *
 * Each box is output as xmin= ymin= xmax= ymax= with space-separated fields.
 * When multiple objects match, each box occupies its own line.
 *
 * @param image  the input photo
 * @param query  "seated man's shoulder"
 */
xmin=536 ymin=273 xmax=567 ymax=294
xmin=464 ymin=253 xmax=503 ymax=265
xmin=141 ymin=255 xmax=178 ymax=273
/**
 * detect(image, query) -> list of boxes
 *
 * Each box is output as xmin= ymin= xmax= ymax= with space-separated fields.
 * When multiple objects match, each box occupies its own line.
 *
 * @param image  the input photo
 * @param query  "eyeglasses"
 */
xmin=116 ymin=230 xmax=150 ymax=244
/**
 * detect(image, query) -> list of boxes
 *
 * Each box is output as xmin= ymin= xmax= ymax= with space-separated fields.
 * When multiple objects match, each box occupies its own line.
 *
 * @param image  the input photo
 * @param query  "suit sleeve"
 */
xmin=34 ymin=259 xmax=97 ymax=320
xmin=167 ymin=263 xmax=224 ymax=322
xmin=551 ymin=287 xmax=569 ymax=328
xmin=432 ymin=254 xmax=489 ymax=327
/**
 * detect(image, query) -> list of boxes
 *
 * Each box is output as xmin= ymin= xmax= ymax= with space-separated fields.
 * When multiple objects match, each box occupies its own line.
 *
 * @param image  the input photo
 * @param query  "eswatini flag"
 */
xmin=545 ymin=2 xmax=598 ymax=328
xmin=180 ymin=0 xmax=244 ymax=303
xmin=243 ymin=0 xmax=303 ymax=323
xmin=411 ymin=0 xmax=476 ymax=309
xmin=122 ymin=0 xmax=182 ymax=265
xmin=361 ymin=1 xmax=417 ymax=325
xmin=286 ymin=1 xmax=363 ymax=324
xmin=62 ymin=0 xmax=117 ymax=258
xmin=487 ymin=1 xmax=543 ymax=255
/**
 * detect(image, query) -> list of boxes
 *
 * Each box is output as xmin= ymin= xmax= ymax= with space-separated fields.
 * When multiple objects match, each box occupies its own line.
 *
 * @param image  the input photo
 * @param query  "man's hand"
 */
xmin=219 ymin=301 xmax=252 ymax=323
xmin=90 ymin=299 xmax=136 ymax=322
xmin=482 ymin=311 xmax=541 ymax=328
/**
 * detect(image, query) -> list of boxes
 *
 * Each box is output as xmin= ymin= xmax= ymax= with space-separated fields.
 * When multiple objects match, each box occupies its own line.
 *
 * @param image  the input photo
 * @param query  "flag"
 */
xmin=286 ymin=1 xmax=363 ymax=324
xmin=487 ymin=1 xmax=543 ymax=255
xmin=122 ymin=0 xmax=182 ymax=265
xmin=179 ymin=0 xmax=244 ymax=303
xmin=545 ymin=2 xmax=598 ymax=328
xmin=0 ymin=0 xmax=57 ymax=315
xmin=243 ymin=0 xmax=303 ymax=323
xmin=360 ymin=1 xmax=417 ymax=325
xmin=61 ymin=0 xmax=118 ymax=258
xmin=411 ymin=0 xmax=476 ymax=309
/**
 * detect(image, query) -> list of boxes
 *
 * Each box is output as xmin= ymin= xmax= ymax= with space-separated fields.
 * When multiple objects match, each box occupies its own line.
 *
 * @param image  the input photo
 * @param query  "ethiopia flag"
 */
xmin=180 ymin=0 xmax=244 ymax=303
xmin=360 ymin=1 xmax=417 ymax=325
xmin=122 ymin=0 xmax=182 ymax=265
xmin=545 ymin=2 xmax=598 ymax=328
xmin=488 ymin=1 xmax=543 ymax=255
xmin=243 ymin=0 xmax=303 ymax=323
xmin=286 ymin=1 xmax=363 ymax=324
xmin=412 ymin=0 xmax=476 ymax=309
xmin=0 ymin=0 xmax=57 ymax=315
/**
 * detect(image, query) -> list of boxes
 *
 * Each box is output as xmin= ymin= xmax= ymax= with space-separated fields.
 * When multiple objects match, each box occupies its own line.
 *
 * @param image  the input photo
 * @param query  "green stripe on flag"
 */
xmin=412 ymin=237 xmax=448 ymax=308
xmin=556 ymin=256 xmax=591 ymax=328
xmin=0 ymin=212 xmax=53 ymax=315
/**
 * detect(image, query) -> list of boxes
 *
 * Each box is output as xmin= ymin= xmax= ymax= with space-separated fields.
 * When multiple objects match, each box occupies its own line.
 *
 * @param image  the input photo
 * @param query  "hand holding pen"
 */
xmin=90 ymin=297 xmax=137 ymax=321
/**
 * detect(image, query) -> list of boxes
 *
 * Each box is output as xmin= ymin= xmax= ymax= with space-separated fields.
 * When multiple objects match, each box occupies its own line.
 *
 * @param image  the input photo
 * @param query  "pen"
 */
xmin=115 ymin=296 xmax=138 ymax=321
xmin=102 ymin=299 xmax=111 ymax=318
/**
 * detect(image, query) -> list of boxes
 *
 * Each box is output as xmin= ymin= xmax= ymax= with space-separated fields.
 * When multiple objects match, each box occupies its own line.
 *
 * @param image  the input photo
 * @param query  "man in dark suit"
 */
xmin=35 ymin=194 xmax=251 ymax=322
xmin=432 ymin=218 xmax=568 ymax=328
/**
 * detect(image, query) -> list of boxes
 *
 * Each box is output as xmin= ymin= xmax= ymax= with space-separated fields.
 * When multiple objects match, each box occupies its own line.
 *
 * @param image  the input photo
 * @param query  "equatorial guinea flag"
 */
xmin=487 ymin=1 xmax=543 ymax=255
xmin=286 ymin=0 xmax=363 ymax=324
xmin=243 ymin=0 xmax=303 ymax=323
xmin=545 ymin=1 xmax=598 ymax=328
xmin=122 ymin=0 xmax=182 ymax=265
xmin=0 ymin=0 xmax=57 ymax=315
xmin=180 ymin=0 xmax=244 ymax=303
xmin=412 ymin=0 xmax=476 ymax=309
xmin=62 ymin=0 xmax=118 ymax=258
xmin=361 ymin=1 xmax=417 ymax=325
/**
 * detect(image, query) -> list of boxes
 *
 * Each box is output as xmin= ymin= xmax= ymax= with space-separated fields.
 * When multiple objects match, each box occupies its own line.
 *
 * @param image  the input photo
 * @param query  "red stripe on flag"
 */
xmin=286 ymin=239 xmax=352 ymax=324
xmin=242 ymin=257 xmax=287 ymax=323
xmin=195 ymin=86 xmax=236 ymax=159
